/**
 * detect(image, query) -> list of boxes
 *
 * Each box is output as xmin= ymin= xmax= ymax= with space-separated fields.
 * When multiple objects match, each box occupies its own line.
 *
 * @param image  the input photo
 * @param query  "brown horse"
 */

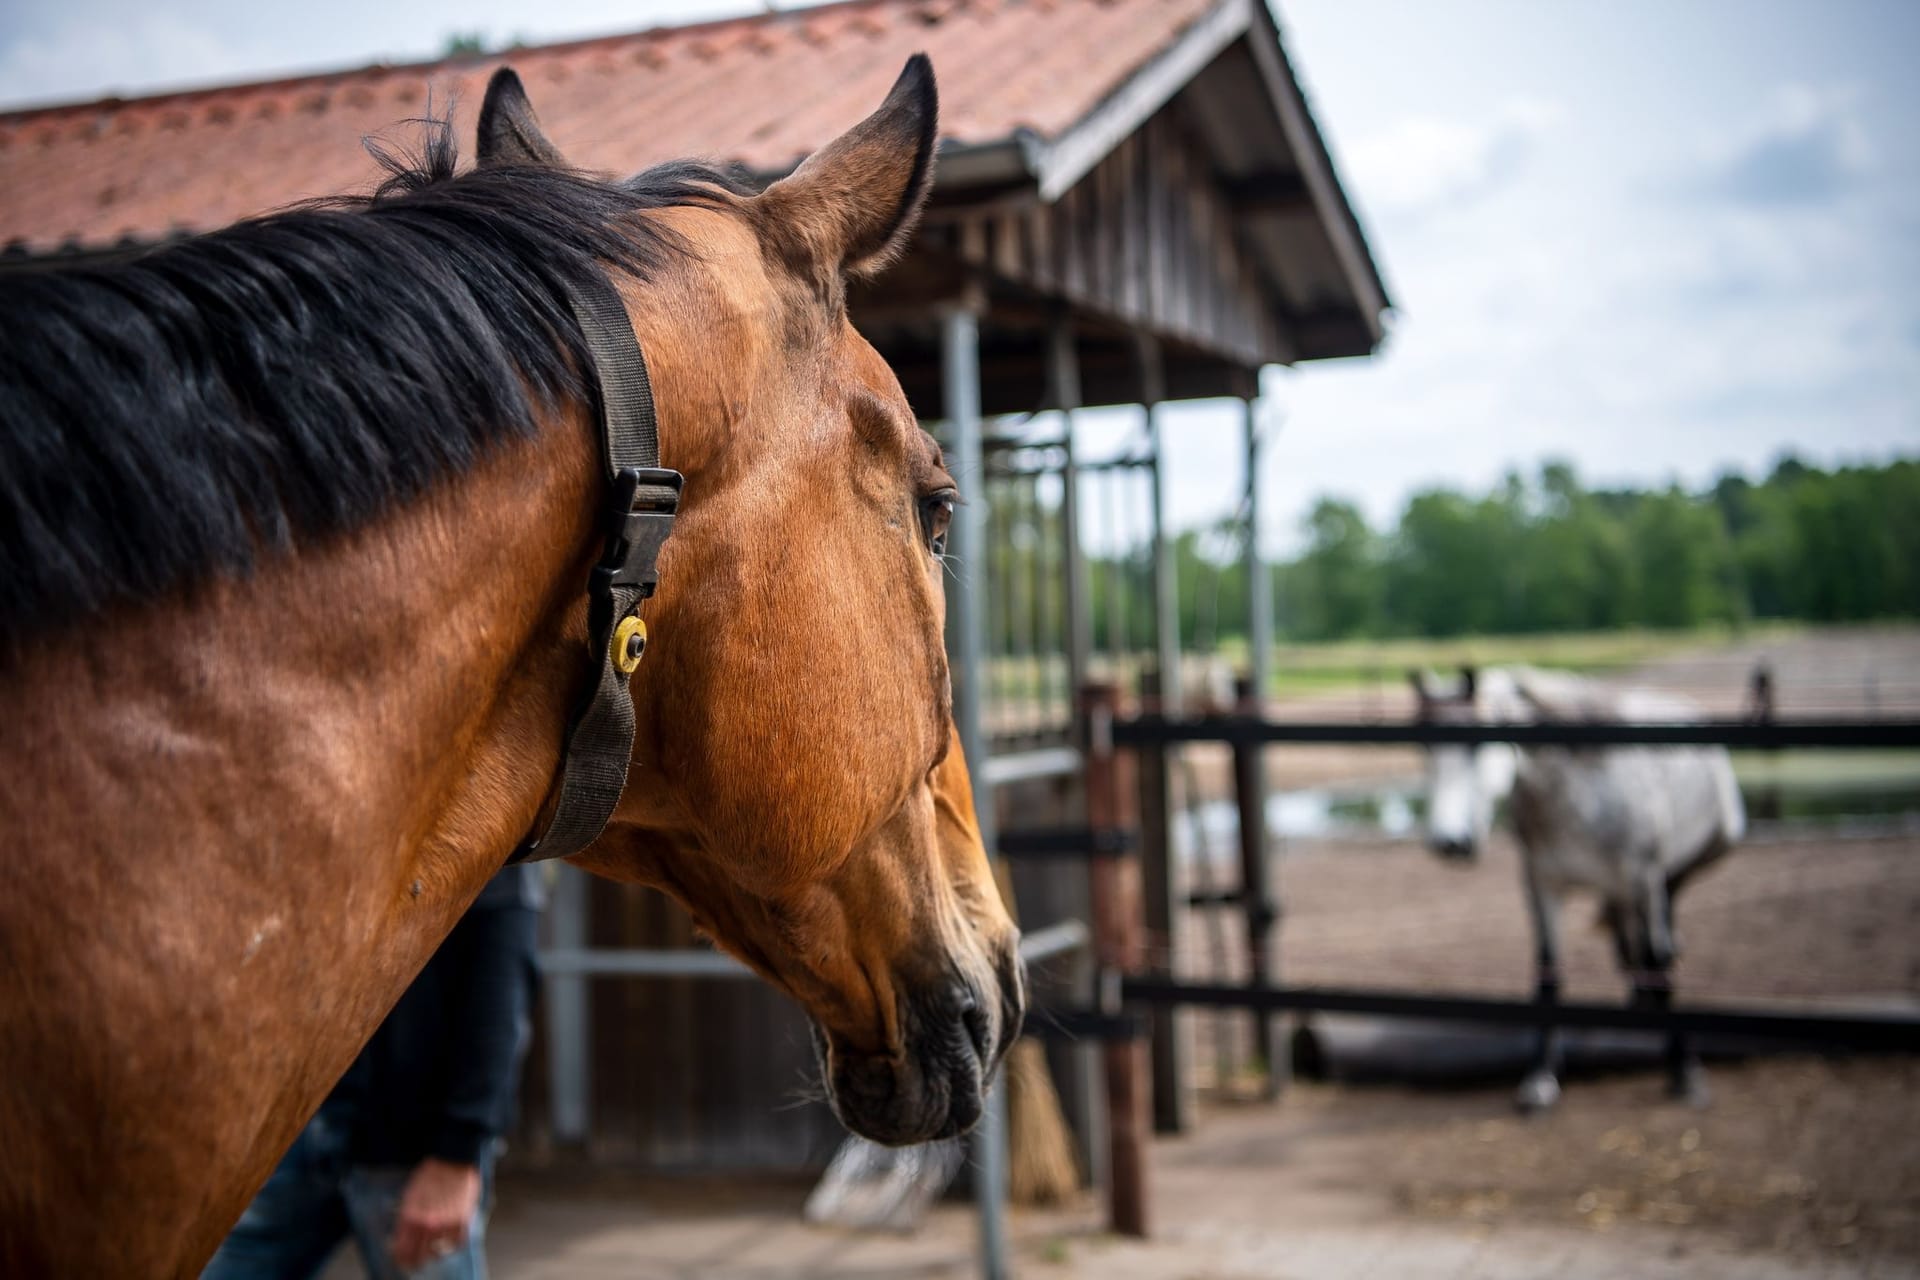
xmin=0 ymin=57 xmax=1021 ymax=1276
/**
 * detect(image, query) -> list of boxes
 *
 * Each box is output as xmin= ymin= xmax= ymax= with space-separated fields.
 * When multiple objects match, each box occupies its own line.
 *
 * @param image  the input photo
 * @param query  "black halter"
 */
xmin=510 ymin=271 xmax=681 ymax=864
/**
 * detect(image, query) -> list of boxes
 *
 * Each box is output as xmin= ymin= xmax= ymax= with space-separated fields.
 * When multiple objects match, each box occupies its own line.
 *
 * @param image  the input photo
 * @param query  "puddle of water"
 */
xmin=1175 ymin=775 xmax=1920 ymax=863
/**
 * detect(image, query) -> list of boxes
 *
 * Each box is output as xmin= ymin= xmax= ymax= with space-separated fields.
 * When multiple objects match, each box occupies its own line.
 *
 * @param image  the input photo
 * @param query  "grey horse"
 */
xmin=1411 ymin=666 xmax=1745 ymax=1111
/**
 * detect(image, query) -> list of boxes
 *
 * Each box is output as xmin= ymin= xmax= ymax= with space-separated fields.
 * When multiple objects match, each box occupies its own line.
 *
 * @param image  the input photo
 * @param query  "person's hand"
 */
xmin=389 ymin=1157 xmax=482 ymax=1271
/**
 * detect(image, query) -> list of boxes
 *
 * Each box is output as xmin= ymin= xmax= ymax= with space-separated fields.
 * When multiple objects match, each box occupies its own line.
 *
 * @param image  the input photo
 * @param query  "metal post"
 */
xmin=1138 ymin=337 xmax=1180 ymax=711
xmin=544 ymin=863 xmax=591 ymax=1144
xmin=1242 ymin=394 xmax=1272 ymax=705
xmin=1082 ymin=682 xmax=1150 ymax=1238
xmin=942 ymin=303 xmax=1010 ymax=1280
xmin=1051 ymin=316 xmax=1093 ymax=711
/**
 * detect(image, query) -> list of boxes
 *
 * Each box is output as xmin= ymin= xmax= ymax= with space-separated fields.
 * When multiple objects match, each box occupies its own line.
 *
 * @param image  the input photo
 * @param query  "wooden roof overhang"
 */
xmin=840 ymin=0 xmax=1392 ymax=417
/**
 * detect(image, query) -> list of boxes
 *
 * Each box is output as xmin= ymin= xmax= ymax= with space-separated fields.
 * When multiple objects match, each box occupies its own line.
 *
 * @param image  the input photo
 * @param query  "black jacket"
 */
xmin=330 ymin=866 xmax=542 ymax=1166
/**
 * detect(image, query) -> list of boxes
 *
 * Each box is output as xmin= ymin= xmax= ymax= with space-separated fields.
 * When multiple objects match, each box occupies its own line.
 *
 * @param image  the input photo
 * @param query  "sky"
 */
xmin=2 ymin=0 xmax=1916 ymax=554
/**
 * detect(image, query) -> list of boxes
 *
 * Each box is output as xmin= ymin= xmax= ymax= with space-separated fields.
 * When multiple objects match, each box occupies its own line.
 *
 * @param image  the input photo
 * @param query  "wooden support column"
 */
xmin=1232 ymin=673 xmax=1284 ymax=1096
xmin=1049 ymin=315 xmax=1093 ymax=708
xmin=1083 ymin=682 xmax=1150 ymax=1238
xmin=1136 ymin=669 xmax=1186 ymax=1134
xmin=1237 ymin=389 xmax=1283 ymax=1096
xmin=942 ymin=302 xmax=1011 ymax=1280
xmin=1135 ymin=335 xmax=1187 ymax=1132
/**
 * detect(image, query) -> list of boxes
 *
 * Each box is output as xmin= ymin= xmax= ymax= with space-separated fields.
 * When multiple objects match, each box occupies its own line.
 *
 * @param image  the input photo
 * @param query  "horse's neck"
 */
xmin=0 ymin=412 xmax=599 ymax=1274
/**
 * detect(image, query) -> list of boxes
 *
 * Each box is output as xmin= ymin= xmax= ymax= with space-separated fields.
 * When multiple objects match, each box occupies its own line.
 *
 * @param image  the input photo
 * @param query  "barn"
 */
xmin=0 ymin=0 xmax=1388 ymax=1177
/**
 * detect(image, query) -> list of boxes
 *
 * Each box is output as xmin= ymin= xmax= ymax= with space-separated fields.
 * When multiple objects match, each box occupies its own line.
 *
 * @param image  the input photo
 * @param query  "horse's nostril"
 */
xmin=960 ymin=998 xmax=992 ymax=1064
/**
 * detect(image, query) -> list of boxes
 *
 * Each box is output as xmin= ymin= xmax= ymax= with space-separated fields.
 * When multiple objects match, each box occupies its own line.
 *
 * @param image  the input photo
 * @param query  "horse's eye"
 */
xmin=919 ymin=489 xmax=956 ymax=556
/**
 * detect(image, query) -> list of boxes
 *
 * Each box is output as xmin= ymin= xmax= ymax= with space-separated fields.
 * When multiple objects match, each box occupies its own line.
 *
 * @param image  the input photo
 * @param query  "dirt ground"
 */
xmin=1367 ymin=1056 xmax=1920 ymax=1260
xmin=476 ymin=1053 xmax=1919 ymax=1279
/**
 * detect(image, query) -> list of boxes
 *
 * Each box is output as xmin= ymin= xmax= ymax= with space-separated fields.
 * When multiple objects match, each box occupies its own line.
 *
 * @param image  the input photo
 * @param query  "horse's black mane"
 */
xmin=0 ymin=123 xmax=745 ymax=648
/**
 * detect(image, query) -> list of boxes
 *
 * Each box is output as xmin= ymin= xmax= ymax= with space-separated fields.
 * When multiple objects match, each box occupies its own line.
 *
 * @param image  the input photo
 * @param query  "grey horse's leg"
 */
xmin=1516 ymin=855 xmax=1564 ymax=1113
xmin=1625 ymin=872 xmax=1708 ymax=1106
xmin=1653 ymin=881 xmax=1708 ymax=1105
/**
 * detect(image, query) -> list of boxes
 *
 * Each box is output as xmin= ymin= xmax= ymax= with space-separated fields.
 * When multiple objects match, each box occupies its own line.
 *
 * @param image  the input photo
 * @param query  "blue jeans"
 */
xmin=203 ymin=1102 xmax=494 ymax=1280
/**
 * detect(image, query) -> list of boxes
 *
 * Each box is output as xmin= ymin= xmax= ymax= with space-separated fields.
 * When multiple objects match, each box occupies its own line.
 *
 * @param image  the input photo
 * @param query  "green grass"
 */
xmin=1255 ymin=624 xmax=1803 ymax=700
xmin=980 ymin=623 xmax=1813 ymax=710
xmin=1730 ymin=749 xmax=1920 ymax=791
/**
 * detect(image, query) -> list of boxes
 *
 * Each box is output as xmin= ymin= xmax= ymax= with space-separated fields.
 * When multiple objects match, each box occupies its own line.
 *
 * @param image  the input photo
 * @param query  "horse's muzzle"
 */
xmin=817 ymin=943 xmax=1026 ymax=1146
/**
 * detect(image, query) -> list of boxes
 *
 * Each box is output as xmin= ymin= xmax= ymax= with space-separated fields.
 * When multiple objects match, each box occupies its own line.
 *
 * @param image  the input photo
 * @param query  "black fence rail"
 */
xmin=1113 ymin=715 xmax=1920 ymax=749
xmin=1119 ymin=977 xmax=1920 ymax=1052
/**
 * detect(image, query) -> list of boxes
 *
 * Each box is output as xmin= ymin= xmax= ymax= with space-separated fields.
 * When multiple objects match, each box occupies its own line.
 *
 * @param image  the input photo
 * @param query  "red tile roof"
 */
xmin=0 ymin=0 xmax=1218 ymax=256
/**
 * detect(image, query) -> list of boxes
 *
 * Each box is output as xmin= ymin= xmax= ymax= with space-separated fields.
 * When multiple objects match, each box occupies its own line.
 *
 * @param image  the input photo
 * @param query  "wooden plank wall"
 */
xmin=940 ymin=109 xmax=1289 ymax=369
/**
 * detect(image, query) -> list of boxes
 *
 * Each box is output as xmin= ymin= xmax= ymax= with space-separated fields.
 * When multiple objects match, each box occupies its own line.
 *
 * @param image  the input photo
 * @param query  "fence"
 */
xmin=979 ymin=433 xmax=1165 ymax=750
xmin=1022 ymin=683 xmax=1920 ymax=1237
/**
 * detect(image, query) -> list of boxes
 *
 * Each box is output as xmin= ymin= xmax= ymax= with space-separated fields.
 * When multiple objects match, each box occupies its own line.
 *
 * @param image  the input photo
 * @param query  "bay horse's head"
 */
xmin=478 ymin=59 xmax=1021 ymax=1144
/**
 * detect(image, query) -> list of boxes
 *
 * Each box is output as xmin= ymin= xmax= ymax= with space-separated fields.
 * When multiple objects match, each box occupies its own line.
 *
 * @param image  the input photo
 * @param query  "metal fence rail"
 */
xmin=1113 ymin=715 xmax=1920 ymax=749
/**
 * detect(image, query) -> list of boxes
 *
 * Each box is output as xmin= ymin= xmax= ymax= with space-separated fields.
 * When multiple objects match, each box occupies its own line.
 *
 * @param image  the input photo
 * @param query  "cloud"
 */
xmin=1343 ymin=99 xmax=1562 ymax=221
xmin=1689 ymin=84 xmax=1872 ymax=207
xmin=0 ymin=11 xmax=291 ymax=107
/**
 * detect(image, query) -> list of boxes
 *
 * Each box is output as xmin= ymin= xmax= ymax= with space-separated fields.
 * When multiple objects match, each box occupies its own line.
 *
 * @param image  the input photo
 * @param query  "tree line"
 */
xmin=1068 ymin=456 xmax=1920 ymax=649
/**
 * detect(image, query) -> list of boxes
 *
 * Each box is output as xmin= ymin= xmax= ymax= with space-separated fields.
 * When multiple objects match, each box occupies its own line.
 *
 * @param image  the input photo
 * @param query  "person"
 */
xmin=204 ymin=866 xmax=542 ymax=1280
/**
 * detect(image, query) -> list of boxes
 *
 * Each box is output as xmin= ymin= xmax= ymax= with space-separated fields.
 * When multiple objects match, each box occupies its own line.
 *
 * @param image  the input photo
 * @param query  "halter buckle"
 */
xmin=594 ymin=467 xmax=683 ymax=601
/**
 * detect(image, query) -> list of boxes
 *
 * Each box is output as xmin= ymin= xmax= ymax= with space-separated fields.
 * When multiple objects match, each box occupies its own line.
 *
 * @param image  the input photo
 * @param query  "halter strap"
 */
xmin=510 ymin=271 xmax=681 ymax=864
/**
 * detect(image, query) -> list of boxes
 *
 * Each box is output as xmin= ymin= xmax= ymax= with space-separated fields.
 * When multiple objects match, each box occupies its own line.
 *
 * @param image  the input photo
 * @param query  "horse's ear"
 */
xmin=1407 ymin=669 xmax=1432 ymax=702
xmin=1459 ymin=666 xmax=1478 ymax=701
xmin=477 ymin=68 xmax=568 ymax=168
xmin=757 ymin=54 xmax=938 ymax=277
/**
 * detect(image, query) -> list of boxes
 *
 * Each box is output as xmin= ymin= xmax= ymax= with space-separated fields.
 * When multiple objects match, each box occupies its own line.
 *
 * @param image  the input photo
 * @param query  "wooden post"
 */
xmin=1082 ymin=682 xmax=1150 ymax=1238
xmin=1136 ymin=670 xmax=1187 ymax=1134
xmin=1231 ymin=673 xmax=1284 ymax=1096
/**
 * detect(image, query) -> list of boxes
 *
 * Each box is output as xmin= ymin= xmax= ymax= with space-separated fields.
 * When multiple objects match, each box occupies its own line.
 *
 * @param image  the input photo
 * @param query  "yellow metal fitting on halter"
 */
xmin=612 ymin=616 xmax=648 ymax=675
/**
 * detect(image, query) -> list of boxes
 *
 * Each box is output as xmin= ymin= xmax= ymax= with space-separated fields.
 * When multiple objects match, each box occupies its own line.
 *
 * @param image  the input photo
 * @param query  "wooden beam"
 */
xmin=1241 ymin=1 xmax=1391 ymax=333
xmin=1223 ymin=170 xmax=1314 ymax=217
xmin=920 ymin=181 xmax=1042 ymax=225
